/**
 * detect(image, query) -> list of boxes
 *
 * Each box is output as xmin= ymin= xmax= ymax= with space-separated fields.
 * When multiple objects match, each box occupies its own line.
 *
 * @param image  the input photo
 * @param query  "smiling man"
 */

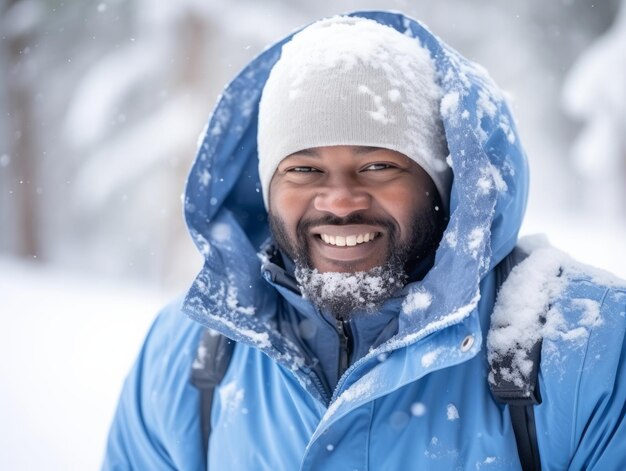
xmin=104 ymin=12 xmax=626 ymax=471
xmin=258 ymin=21 xmax=450 ymax=319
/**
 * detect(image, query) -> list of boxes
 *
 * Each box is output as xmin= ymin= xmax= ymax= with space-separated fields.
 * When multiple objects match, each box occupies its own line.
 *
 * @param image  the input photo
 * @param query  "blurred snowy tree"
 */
xmin=562 ymin=0 xmax=626 ymax=217
xmin=1 ymin=0 xmax=45 ymax=258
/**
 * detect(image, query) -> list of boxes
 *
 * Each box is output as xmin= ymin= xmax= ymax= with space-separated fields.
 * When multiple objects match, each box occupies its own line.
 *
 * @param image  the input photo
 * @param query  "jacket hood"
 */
xmin=182 ymin=11 xmax=528 ymax=372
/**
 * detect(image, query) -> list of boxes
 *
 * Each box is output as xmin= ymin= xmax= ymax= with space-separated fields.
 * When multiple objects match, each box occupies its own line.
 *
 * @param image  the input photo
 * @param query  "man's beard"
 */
xmin=268 ymin=205 xmax=444 ymax=320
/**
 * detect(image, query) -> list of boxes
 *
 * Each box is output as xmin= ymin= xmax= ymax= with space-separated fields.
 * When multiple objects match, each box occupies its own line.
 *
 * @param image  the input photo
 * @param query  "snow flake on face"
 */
xmin=446 ymin=403 xmax=460 ymax=421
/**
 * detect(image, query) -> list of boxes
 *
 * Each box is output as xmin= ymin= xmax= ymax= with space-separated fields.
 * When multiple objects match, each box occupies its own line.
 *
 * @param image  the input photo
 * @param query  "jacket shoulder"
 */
xmin=490 ymin=240 xmax=626 ymax=469
xmin=489 ymin=240 xmax=625 ymax=366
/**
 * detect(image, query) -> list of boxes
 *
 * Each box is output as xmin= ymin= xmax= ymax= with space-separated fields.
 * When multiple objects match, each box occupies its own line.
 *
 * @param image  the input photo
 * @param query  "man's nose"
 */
xmin=313 ymin=178 xmax=371 ymax=217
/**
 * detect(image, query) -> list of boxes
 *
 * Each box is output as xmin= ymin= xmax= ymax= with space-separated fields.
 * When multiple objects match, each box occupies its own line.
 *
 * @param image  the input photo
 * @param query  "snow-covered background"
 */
xmin=1 ymin=0 xmax=625 ymax=469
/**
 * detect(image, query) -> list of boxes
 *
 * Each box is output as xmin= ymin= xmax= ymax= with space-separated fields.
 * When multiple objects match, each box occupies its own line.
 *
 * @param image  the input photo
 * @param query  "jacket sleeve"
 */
xmin=101 ymin=300 xmax=205 ymax=471
xmin=568 ymin=287 xmax=626 ymax=470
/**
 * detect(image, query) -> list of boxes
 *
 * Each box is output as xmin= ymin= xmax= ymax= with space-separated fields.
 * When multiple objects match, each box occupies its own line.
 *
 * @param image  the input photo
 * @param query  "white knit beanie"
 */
xmin=258 ymin=16 xmax=451 ymax=210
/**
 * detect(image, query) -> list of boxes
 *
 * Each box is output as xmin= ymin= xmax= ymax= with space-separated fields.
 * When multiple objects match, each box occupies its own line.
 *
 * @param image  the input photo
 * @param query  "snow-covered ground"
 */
xmin=0 ymin=258 xmax=170 ymax=470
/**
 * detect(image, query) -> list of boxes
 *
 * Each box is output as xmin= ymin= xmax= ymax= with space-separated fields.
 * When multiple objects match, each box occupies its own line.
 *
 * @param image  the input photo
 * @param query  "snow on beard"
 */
xmin=294 ymin=258 xmax=407 ymax=320
xmin=269 ymin=211 xmax=441 ymax=320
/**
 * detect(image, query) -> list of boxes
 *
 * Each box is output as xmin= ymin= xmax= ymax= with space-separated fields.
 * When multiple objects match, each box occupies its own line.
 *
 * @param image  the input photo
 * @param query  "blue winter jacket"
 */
xmin=103 ymin=11 xmax=626 ymax=471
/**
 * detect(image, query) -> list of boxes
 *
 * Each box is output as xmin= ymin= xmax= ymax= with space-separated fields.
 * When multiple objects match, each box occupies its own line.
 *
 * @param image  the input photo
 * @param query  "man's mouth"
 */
xmin=303 ymin=224 xmax=390 ymax=271
xmin=318 ymin=232 xmax=379 ymax=247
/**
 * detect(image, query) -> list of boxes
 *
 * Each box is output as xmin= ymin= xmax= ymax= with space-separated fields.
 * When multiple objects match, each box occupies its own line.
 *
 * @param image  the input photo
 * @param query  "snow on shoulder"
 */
xmin=487 ymin=235 xmax=626 ymax=389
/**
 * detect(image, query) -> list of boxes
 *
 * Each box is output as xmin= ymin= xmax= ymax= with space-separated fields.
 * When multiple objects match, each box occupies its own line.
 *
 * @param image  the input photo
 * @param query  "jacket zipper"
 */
xmin=336 ymin=318 xmax=351 ymax=380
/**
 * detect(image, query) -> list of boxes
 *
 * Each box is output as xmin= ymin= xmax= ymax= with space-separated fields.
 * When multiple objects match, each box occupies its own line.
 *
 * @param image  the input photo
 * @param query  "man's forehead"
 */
xmin=287 ymin=146 xmax=391 ymax=158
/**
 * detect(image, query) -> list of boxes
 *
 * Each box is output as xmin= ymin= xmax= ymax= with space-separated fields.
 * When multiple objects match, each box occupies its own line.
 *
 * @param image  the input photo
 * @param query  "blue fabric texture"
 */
xmin=103 ymin=11 xmax=626 ymax=471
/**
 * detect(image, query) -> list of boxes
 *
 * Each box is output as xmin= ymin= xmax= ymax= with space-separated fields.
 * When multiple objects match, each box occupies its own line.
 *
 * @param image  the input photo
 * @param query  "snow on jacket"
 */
xmin=103 ymin=11 xmax=626 ymax=471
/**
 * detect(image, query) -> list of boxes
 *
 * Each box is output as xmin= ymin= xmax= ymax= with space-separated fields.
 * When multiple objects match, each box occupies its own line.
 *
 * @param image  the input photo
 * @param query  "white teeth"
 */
xmin=320 ymin=232 xmax=377 ymax=246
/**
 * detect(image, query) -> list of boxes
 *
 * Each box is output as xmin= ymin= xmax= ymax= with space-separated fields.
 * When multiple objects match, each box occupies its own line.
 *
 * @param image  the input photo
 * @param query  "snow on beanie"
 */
xmin=257 ymin=16 xmax=451 ymax=210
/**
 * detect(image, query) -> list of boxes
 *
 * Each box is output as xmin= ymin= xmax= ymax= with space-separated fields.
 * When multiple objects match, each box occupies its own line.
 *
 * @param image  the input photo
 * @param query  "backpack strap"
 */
xmin=491 ymin=247 xmax=543 ymax=471
xmin=190 ymin=329 xmax=235 ymax=465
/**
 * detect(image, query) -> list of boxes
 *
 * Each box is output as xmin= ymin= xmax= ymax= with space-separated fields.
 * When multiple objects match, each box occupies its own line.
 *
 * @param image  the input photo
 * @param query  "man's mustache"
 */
xmin=297 ymin=213 xmax=398 ymax=233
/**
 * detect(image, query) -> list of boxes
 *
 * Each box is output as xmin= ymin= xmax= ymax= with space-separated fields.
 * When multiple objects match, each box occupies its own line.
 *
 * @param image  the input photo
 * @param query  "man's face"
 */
xmin=268 ymin=145 xmax=443 ymax=275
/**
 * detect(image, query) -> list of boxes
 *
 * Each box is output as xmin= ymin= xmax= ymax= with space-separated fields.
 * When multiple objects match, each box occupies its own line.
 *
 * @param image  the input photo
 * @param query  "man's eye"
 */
xmin=364 ymin=163 xmax=394 ymax=171
xmin=287 ymin=167 xmax=320 ymax=173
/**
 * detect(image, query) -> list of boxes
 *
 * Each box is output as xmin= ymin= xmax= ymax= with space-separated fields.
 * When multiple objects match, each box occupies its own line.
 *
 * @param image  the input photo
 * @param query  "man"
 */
xmin=103 ymin=12 xmax=626 ymax=470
